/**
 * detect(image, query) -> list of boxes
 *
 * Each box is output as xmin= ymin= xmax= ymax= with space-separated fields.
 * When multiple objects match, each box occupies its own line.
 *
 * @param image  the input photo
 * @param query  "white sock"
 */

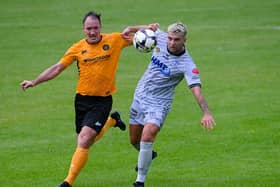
xmin=136 ymin=141 xmax=153 ymax=182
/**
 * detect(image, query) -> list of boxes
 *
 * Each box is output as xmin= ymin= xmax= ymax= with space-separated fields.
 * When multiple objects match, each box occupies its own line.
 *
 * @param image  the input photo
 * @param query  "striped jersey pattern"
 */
xmin=134 ymin=29 xmax=201 ymax=108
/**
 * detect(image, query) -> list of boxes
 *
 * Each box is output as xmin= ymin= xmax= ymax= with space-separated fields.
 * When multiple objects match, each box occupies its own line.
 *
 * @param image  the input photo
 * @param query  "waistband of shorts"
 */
xmin=76 ymin=93 xmax=112 ymax=100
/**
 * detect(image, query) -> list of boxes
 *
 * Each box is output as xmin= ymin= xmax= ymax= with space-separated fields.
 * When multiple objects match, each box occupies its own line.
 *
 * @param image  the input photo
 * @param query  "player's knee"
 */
xmin=78 ymin=129 xmax=97 ymax=148
xmin=141 ymin=133 xmax=156 ymax=142
xmin=78 ymin=135 xmax=95 ymax=148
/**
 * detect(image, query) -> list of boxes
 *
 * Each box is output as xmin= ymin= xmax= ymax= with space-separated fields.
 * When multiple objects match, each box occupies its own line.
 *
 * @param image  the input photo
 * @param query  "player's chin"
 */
xmin=168 ymin=47 xmax=177 ymax=53
xmin=87 ymin=37 xmax=99 ymax=44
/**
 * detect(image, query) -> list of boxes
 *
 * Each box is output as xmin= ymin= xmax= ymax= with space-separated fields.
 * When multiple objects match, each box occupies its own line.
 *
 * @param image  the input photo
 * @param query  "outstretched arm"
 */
xmin=191 ymin=86 xmax=216 ymax=130
xmin=20 ymin=62 xmax=66 ymax=91
xmin=121 ymin=23 xmax=160 ymax=41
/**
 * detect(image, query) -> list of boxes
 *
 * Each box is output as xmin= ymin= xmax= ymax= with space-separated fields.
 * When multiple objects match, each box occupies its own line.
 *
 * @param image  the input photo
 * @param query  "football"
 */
xmin=133 ymin=29 xmax=157 ymax=53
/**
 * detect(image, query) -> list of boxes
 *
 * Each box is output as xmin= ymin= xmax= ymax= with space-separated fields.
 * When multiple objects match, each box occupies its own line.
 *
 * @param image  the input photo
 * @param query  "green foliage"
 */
xmin=0 ymin=0 xmax=279 ymax=186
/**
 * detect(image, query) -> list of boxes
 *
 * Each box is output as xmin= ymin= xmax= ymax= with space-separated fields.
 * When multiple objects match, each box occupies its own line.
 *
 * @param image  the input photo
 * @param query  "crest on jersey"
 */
xmin=155 ymin=47 xmax=160 ymax=53
xmin=103 ymin=44 xmax=110 ymax=51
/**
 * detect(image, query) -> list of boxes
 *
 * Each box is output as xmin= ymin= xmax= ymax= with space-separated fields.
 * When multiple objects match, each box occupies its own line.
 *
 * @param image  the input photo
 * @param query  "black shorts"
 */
xmin=74 ymin=94 xmax=112 ymax=134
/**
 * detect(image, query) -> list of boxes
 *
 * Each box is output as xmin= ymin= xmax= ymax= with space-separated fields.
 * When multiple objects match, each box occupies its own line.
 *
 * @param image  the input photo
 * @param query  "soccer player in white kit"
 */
xmin=128 ymin=22 xmax=216 ymax=187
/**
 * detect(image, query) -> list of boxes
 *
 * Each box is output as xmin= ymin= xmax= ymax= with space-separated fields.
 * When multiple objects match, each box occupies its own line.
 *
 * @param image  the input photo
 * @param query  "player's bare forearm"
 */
xmin=197 ymin=95 xmax=210 ymax=114
xmin=20 ymin=62 xmax=65 ymax=90
xmin=34 ymin=63 xmax=64 ymax=85
xmin=191 ymin=86 xmax=209 ymax=113
xmin=191 ymin=86 xmax=216 ymax=130
xmin=121 ymin=23 xmax=159 ymax=42
xmin=122 ymin=23 xmax=159 ymax=35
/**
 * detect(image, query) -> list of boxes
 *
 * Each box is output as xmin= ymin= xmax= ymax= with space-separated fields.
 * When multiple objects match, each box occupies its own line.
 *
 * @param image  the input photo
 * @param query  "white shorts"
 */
xmin=129 ymin=98 xmax=169 ymax=128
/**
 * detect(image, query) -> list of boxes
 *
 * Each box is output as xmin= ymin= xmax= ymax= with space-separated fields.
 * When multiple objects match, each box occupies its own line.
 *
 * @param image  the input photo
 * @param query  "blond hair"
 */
xmin=167 ymin=22 xmax=187 ymax=37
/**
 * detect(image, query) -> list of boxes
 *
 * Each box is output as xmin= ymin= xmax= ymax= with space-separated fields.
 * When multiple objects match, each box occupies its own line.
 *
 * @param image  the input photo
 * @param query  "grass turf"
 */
xmin=0 ymin=0 xmax=279 ymax=186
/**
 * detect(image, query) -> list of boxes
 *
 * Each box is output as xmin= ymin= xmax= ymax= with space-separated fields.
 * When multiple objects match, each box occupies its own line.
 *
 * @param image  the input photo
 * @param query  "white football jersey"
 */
xmin=133 ymin=29 xmax=201 ymax=108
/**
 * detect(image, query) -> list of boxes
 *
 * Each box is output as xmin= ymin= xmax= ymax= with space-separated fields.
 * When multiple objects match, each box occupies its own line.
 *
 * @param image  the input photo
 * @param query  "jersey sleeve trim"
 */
xmin=189 ymin=83 xmax=201 ymax=88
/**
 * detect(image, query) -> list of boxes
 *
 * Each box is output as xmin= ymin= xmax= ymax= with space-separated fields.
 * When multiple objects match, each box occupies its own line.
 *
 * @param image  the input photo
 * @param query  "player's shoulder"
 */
xmin=71 ymin=38 xmax=87 ymax=47
xmin=155 ymin=28 xmax=166 ymax=35
xmin=102 ymin=32 xmax=122 ymax=39
xmin=181 ymin=49 xmax=193 ymax=60
xmin=67 ymin=38 xmax=87 ymax=51
xmin=155 ymin=29 xmax=167 ymax=39
xmin=102 ymin=32 xmax=129 ymax=47
xmin=175 ymin=51 xmax=196 ymax=68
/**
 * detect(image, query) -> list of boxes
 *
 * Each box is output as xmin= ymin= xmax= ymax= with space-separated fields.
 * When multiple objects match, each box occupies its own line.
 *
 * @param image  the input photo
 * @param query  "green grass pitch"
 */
xmin=0 ymin=0 xmax=279 ymax=186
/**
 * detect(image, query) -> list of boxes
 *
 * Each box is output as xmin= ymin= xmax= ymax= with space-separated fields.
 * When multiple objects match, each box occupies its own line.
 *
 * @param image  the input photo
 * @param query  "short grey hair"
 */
xmin=167 ymin=22 xmax=187 ymax=36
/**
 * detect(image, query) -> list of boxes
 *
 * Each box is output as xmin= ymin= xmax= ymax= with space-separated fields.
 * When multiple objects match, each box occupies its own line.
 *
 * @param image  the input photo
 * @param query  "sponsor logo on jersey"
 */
xmin=151 ymin=56 xmax=170 ymax=76
xmin=84 ymin=54 xmax=111 ymax=63
xmin=192 ymin=68 xmax=199 ymax=74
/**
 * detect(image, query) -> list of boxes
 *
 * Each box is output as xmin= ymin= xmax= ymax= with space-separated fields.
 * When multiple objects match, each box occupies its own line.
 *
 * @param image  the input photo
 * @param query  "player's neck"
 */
xmin=167 ymin=46 xmax=185 ymax=56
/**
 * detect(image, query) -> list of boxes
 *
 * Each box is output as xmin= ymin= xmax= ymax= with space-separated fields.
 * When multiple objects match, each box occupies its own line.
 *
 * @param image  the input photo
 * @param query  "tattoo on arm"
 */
xmin=199 ymin=97 xmax=209 ymax=113
xmin=192 ymin=87 xmax=210 ymax=113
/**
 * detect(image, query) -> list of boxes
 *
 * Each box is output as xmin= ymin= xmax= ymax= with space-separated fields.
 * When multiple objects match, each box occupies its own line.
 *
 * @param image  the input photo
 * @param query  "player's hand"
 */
xmin=201 ymin=113 xmax=216 ymax=131
xmin=148 ymin=23 xmax=160 ymax=31
xmin=20 ymin=80 xmax=34 ymax=91
xmin=121 ymin=28 xmax=134 ymax=41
